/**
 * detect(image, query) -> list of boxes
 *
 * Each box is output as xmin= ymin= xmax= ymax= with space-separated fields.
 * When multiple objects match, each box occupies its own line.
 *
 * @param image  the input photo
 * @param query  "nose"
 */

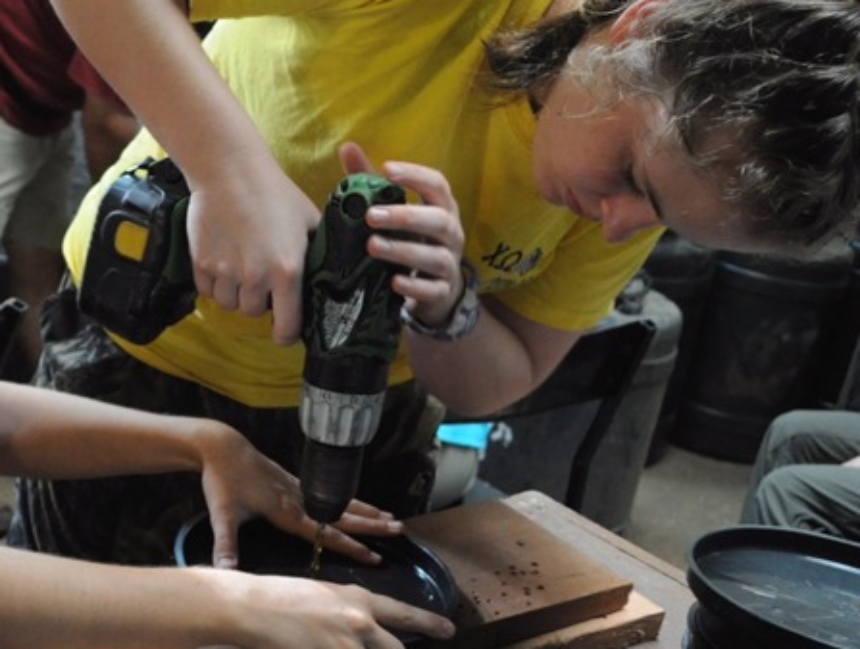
xmin=598 ymin=196 xmax=661 ymax=242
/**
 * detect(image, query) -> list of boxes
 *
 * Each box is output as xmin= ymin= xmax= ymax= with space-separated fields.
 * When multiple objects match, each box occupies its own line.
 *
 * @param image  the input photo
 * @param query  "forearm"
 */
xmin=0 ymin=547 xmax=244 ymax=649
xmin=50 ymin=0 xmax=276 ymax=187
xmin=0 ymin=382 xmax=208 ymax=478
xmin=406 ymin=297 xmax=580 ymax=417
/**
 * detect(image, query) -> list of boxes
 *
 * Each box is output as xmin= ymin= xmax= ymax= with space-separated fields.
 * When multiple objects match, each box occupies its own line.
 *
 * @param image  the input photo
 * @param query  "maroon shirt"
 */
xmin=0 ymin=0 xmax=121 ymax=136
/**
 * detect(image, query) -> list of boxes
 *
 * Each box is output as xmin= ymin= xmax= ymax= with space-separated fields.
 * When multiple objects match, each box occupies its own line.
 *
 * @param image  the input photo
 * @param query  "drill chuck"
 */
xmin=300 ymin=440 xmax=367 ymax=524
xmin=300 ymin=380 xmax=385 ymax=523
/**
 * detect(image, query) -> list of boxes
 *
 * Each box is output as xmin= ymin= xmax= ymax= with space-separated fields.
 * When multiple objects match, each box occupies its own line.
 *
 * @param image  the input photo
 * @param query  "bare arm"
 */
xmin=406 ymin=296 xmax=581 ymax=417
xmin=50 ymin=0 xmax=319 ymax=344
xmin=50 ymin=0 xmax=267 ymax=189
xmin=0 ymin=381 xmax=400 ymax=565
xmin=0 ymin=381 xmax=203 ymax=477
xmin=0 ymin=547 xmax=455 ymax=649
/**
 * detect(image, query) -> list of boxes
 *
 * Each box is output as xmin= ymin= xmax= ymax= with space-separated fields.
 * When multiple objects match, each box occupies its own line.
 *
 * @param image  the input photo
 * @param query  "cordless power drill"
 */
xmin=78 ymin=158 xmax=407 ymax=524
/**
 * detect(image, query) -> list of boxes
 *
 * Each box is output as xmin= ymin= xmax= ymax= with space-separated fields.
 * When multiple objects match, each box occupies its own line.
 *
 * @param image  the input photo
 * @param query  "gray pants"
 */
xmin=740 ymin=409 xmax=860 ymax=541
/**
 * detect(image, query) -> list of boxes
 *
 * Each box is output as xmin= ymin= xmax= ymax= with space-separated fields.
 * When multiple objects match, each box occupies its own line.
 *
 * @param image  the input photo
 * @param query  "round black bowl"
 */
xmin=686 ymin=525 xmax=860 ymax=649
xmin=175 ymin=513 xmax=458 ymax=645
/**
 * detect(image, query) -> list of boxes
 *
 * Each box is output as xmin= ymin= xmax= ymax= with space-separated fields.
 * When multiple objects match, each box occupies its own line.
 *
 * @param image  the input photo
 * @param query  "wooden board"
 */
xmin=502 ymin=591 xmax=664 ymax=649
xmin=405 ymin=500 xmax=637 ymax=648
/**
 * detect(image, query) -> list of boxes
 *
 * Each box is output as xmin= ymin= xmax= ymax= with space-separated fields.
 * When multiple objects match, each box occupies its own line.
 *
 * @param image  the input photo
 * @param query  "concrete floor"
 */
xmin=625 ymin=444 xmax=752 ymax=569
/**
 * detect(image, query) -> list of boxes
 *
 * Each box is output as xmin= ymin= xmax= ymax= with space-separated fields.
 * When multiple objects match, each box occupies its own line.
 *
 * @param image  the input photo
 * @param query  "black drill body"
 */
xmin=299 ymin=174 xmax=407 ymax=522
xmin=79 ymin=159 xmax=406 ymax=524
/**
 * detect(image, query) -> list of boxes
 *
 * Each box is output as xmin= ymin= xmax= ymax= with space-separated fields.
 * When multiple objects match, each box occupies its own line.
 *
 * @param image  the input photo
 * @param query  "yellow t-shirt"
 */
xmin=64 ymin=0 xmax=662 ymax=407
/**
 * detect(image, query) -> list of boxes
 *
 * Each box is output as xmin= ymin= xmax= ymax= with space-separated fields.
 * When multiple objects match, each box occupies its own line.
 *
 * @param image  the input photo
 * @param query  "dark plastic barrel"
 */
xmin=816 ymin=240 xmax=860 ymax=407
xmin=675 ymin=252 xmax=851 ymax=463
xmin=475 ymin=286 xmax=680 ymax=534
xmin=642 ymin=232 xmax=716 ymax=465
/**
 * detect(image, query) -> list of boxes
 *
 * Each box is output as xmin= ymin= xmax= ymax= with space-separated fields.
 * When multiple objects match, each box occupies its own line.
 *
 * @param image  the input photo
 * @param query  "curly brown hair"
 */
xmin=485 ymin=0 xmax=860 ymax=252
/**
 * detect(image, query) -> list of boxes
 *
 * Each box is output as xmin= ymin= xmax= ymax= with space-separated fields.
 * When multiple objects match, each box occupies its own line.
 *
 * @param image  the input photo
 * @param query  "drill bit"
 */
xmin=308 ymin=522 xmax=326 ymax=579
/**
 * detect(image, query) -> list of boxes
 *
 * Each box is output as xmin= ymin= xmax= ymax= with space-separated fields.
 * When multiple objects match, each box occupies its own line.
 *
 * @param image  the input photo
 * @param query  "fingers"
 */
xmin=342 ymin=498 xmax=397 ymax=521
xmin=368 ymin=162 xmax=463 ymax=265
xmin=312 ymin=523 xmax=385 ymax=565
xmin=383 ymin=161 xmax=457 ymax=213
xmin=359 ymin=161 xmax=464 ymax=325
xmin=365 ymin=204 xmax=462 ymax=315
xmin=209 ymin=507 xmax=241 ymax=569
xmin=309 ymin=505 xmax=402 ymax=565
xmin=339 ymin=141 xmax=377 ymax=175
xmin=268 ymin=262 xmax=304 ymax=345
xmin=369 ymin=592 xmax=457 ymax=642
xmin=193 ymin=255 xmax=303 ymax=344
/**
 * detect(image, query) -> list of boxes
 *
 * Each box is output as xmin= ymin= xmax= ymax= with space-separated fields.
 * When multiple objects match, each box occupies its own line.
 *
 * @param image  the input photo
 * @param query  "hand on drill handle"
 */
xmin=339 ymin=142 xmax=468 ymax=328
xmin=182 ymin=139 xmax=465 ymax=348
xmin=185 ymin=154 xmax=319 ymax=346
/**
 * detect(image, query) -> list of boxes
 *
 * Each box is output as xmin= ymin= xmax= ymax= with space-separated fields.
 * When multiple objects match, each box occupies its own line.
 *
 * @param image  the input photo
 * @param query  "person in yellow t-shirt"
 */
xmin=13 ymin=0 xmax=860 ymax=565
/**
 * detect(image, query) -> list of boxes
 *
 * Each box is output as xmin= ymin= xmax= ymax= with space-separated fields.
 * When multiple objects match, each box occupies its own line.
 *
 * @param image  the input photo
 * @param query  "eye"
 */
xmin=625 ymin=167 xmax=645 ymax=196
xmin=626 ymin=166 xmax=664 ymax=222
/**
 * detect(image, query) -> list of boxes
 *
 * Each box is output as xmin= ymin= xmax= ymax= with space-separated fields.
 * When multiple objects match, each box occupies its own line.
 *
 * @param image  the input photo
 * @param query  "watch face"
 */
xmin=322 ymin=291 xmax=365 ymax=349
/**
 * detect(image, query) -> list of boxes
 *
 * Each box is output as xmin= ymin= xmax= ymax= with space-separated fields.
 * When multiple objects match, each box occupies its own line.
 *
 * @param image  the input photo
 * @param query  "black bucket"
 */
xmin=175 ymin=513 xmax=458 ymax=646
xmin=685 ymin=526 xmax=860 ymax=649
xmin=676 ymin=252 xmax=850 ymax=463
xmin=643 ymin=232 xmax=716 ymax=465
xmin=817 ymin=240 xmax=860 ymax=407
xmin=683 ymin=603 xmax=768 ymax=649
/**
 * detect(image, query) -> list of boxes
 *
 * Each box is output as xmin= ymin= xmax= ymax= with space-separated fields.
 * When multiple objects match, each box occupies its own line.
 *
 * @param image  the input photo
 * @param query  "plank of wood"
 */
xmin=405 ymin=500 xmax=634 ymax=649
xmin=501 ymin=591 xmax=665 ymax=649
xmin=505 ymin=491 xmax=692 ymax=649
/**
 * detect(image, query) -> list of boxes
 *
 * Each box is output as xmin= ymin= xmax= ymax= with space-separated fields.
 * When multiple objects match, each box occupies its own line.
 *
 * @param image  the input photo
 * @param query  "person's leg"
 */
xmin=752 ymin=465 xmax=860 ymax=540
xmin=740 ymin=409 xmax=860 ymax=523
xmin=1 ymin=121 xmax=75 ymax=372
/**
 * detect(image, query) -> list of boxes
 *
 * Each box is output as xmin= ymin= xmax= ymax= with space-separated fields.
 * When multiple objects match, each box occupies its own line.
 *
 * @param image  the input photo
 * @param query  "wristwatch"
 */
xmin=400 ymin=260 xmax=480 ymax=342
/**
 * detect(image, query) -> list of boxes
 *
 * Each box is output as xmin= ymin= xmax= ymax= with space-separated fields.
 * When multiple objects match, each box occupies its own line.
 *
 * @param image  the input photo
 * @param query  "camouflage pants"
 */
xmin=7 ymin=284 xmax=442 ymax=565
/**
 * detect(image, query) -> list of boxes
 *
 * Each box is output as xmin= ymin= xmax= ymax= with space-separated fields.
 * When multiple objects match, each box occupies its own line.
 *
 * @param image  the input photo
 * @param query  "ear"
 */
xmin=608 ymin=0 xmax=666 ymax=45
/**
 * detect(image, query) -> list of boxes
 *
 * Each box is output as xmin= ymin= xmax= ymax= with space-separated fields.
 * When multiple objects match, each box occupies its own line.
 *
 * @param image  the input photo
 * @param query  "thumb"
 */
xmin=209 ymin=510 xmax=241 ymax=570
xmin=339 ymin=141 xmax=376 ymax=175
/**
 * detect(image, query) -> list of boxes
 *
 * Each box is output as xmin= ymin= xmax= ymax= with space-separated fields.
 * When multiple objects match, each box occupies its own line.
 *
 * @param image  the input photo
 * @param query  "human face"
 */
xmin=531 ymin=72 xmax=767 ymax=253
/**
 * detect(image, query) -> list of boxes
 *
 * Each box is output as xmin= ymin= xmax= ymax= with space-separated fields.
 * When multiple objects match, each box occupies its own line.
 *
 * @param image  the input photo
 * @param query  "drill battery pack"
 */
xmin=78 ymin=157 xmax=196 ymax=345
